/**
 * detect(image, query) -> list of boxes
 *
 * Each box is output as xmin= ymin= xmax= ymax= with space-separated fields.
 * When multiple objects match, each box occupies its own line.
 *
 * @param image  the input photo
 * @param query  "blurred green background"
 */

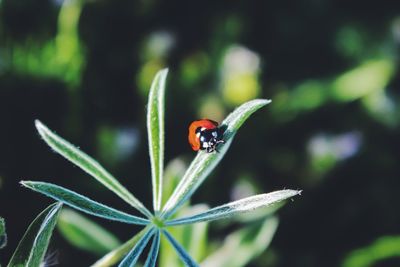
xmin=1 ymin=0 xmax=400 ymax=266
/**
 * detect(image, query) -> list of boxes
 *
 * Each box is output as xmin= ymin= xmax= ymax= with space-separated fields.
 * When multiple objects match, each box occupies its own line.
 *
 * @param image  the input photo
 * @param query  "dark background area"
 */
xmin=1 ymin=0 xmax=400 ymax=266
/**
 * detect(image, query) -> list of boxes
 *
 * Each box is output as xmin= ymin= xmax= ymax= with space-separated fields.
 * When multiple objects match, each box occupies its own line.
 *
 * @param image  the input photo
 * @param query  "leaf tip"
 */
xmin=20 ymin=180 xmax=28 ymax=187
xmin=288 ymin=189 xmax=302 ymax=197
xmin=20 ymin=180 xmax=36 ymax=189
xmin=154 ymin=68 xmax=169 ymax=81
xmin=159 ymin=67 xmax=169 ymax=75
xmin=257 ymin=98 xmax=272 ymax=106
xmin=284 ymin=189 xmax=302 ymax=200
xmin=34 ymin=119 xmax=48 ymax=136
xmin=34 ymin=119 xmax=43 ymax=129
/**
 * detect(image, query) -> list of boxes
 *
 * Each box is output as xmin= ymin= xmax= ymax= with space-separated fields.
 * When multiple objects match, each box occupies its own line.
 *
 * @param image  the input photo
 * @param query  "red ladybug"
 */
xmin=188 ymin=119 xmax=225 ymax=153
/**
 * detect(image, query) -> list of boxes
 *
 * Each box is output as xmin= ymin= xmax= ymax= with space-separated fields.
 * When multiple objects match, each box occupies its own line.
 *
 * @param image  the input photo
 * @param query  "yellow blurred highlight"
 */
xmin=221 ymin=45 xmax=261 ymax=106
xmin=137 ymin=31 xmax=174 ymax=96
xmin=270 ymin=59 xmax=396 ymax=121
xmin=137 ymin=59 xmax=165 ymax=96
xmin=198 ymin=95 xmax=225 ymax=122
xmin=332 ymin=59 xmax=395 ymax=101
xmin=223 ymin=72 xmax=260 ymax=106
xmin=56 ymin=0 xmax=82 ymax=65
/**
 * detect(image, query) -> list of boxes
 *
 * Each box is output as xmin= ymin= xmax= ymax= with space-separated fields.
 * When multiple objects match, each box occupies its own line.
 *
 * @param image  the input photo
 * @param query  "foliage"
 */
xmin=57 ymin=209 xmax=121 ymax=255
xmin=7 ymin=203 xmax=62 ymax=267
xmin=1 ymin=1 xmax=399 ymax=266
xmin=0 ymin=217 xmax=6 ymax=249
xmin=14 ymin=70 xmax=299 ymax=266
xmin=342 ymin=236 xmax=400 ymax=267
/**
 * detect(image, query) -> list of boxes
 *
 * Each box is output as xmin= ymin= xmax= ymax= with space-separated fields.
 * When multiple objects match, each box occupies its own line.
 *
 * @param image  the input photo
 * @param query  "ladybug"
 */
xmin=188 ymin=119 xmax=225 ymax=153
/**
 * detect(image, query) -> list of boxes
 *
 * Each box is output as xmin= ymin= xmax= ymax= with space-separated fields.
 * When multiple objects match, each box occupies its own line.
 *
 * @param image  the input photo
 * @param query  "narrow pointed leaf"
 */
xmin=118 ymin=227 xmax=156 ymax=267
xmin=58 ymin=209 xmax=121 ymax=255
xmin=35 ymin=120 xmax=152 ymax=218
xmin=8 ymin=203 xmax=62 ymax=267
xmin=0 ymin=217 xmax=7 ymax=249
xmin=91 ymin=226 xmax=150 ymax=267
xmin=162 ymin=230 xmax=199 ymax=267
xmin=201 ymin=216 xmax=279 ymax=267
xmin=180 ymin=205 xmax=209 ymax=261
xmin=21 ymin=181 xmax=149 ymax=225
xmin=166 ymin=190 xmax=300 ymax=226
xmin=144 ymin=229 xmax=161 ymax=267
xmin=147 ymin=68 xmax=168 ymax=212
xmin=159 ymin=204 xmax=209 ymax=267
xmin=161 ymin=99 xmax=272 ymax=219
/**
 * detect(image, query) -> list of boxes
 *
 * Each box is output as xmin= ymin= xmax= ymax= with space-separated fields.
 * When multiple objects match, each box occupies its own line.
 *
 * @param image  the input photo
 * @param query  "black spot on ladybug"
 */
xmin=198 ymin=128 xmax=224 ymax=153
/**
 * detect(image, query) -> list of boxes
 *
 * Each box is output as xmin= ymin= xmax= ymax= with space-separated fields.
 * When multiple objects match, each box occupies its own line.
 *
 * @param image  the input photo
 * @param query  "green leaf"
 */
xmin=166 ymin=190 xmax=300 ymax=226
xmin=21 ymin=181 xmax=149 ymax=225
xmin=160 ymin=204 xmax=209 ymax=267
xmin=57 ymin=209 xmax=121 ymax=255
xmin=118 ymin=227 xmax=156 ymax=267
xmin=162 ymin=230 xmax=199 ymax=267
xmin=147 ymin=68 xmax=168 ymax=212
xmin=161 ymin=99 xmax=272 ymax=219
xmin=342 ymin=235 xmax=400 ymax=267
xmin=161 ymin=158 xmax=187 ymax=207
xmin=201 ymin=216 xmax=279 ymax=267
xmin=91 ymin=226 xmax=151 ymax=267
xmin=144 ymin=229 xmax=161 ymax=267
xmin=35 ymin=120 xmax=152 ymax=218
xmin=176 ymin=204 xmax=209 ymax=261
xmin=0 ymin=217 xmax=7 ymax=249
xmin=7 ymin=203 xmax=62 ymax=267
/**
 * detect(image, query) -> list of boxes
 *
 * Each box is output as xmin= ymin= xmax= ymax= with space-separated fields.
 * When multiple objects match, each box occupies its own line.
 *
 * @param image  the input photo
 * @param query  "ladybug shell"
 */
xmin=188 ymin=119 xmax=219 ymax=151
